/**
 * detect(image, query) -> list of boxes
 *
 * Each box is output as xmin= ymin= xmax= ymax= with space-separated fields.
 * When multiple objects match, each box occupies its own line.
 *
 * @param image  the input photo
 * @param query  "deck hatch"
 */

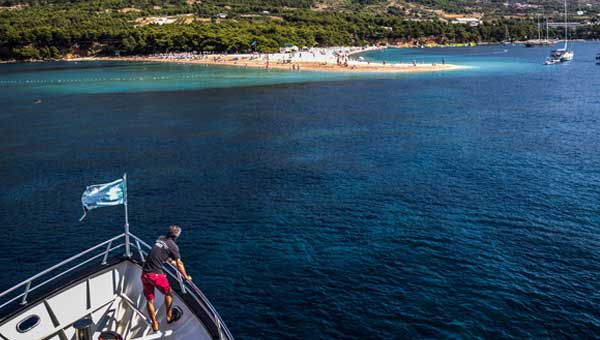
xmin=15 ymin=314 xmax=40 ymax=333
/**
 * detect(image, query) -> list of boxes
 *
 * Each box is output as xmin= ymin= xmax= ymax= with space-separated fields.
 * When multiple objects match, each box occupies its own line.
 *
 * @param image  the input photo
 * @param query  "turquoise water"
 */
xmin=0 ymin=43 xmax=573 ymax=95
xmin=3 ymin=43 xmax=593 ymax=95
xmin=0 ymin=61 xmax=379 ymax=95
xmin=2 ymin=43 xmax=600 ymax=339
xmin=359 ymin=43 xmax=558 ymax=73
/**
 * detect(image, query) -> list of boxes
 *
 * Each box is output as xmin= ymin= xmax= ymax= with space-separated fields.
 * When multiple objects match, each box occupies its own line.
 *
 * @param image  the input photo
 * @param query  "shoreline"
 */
xmin=70 ymin=55 xmax=464 ymax=74
xmin=90 ymin=57 xmax=464 ymax=73
xmin=2 ymin=46 xmax=465 ymax=73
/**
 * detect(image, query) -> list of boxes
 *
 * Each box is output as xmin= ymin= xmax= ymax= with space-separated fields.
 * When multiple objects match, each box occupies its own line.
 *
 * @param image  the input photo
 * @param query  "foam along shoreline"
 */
xmin=68 ymin=47 xmax=464 ymax=73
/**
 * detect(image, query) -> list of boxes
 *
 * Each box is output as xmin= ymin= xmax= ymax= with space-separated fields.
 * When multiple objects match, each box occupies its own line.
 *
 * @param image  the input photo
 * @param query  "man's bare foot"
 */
xmin=151 ymin=320 xmax=159 ymax=332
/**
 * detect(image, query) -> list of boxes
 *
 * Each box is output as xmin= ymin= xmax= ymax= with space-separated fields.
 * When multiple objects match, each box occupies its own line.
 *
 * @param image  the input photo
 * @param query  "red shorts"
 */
xmin=141 ymin=272 xmax=171 ymax=301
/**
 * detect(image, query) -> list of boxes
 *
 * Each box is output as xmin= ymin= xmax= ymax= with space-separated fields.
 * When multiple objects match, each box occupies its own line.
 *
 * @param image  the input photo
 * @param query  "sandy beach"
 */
xmin=69 ymin=46 xmax=463 ymax=73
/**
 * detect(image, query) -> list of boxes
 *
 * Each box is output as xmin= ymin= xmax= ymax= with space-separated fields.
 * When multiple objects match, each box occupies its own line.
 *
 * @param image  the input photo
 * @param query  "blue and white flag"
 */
xmin=79 ymin=177 xmax=126 ymax=221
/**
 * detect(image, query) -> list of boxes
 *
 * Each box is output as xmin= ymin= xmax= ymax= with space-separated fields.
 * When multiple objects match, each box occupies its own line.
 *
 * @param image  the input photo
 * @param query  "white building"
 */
xmin=452 ymin=18 xmax=481 ymax=27
xmin=152 ymin=16 xmax=176 ymax=25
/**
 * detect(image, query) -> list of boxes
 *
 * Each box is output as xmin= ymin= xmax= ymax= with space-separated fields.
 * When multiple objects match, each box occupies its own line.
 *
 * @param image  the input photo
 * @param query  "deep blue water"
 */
xmin=2 ymin=43 xmax=600 ymax=339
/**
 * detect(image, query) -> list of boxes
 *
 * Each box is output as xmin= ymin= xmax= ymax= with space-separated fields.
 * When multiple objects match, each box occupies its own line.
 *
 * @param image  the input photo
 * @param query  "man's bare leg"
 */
xmin=146 ymin=299 xmax=159 ymax=332
xmin=165 ymin=293 xmax=173 ymax=322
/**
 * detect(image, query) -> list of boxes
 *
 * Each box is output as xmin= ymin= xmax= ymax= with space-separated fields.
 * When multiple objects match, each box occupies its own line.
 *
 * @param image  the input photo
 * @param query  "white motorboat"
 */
xmin=544 ymin=57 xmax=560 ymax=65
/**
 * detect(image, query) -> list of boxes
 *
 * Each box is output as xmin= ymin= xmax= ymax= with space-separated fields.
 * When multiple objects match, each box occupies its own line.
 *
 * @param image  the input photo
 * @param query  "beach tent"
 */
xmin=281 ymin=44 xmax=299 ymax=53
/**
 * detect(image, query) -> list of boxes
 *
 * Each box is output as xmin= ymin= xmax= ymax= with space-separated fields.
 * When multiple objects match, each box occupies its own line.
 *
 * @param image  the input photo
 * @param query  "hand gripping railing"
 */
xmin=128 ymin=233 xmax=234 ymax=340
xmin=0 ymin=233 xmax=127 ymax=311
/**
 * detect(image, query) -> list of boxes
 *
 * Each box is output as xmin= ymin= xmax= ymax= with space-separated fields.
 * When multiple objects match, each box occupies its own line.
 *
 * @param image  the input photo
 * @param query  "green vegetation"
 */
xmin=0 ymin=0 xmax=598 ymax=60
xmin=397 ymin=0 xmax=600 ymax=15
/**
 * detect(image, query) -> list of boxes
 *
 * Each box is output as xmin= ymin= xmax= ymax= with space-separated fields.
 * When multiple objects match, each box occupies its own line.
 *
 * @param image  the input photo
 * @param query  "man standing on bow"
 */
xmin=141 ymin=225 xmax=192 ymax=332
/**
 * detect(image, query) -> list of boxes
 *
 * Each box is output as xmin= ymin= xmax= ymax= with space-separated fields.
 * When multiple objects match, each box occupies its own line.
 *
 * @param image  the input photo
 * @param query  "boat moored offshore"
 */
xmin=544 ymin=0 xmax=574 ymax=65
xmin=545 ymin=48 xmax=574 ymax=65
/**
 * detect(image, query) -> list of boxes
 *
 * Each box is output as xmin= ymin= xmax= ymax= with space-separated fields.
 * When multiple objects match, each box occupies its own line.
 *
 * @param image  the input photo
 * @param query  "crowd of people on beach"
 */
xmin=126 ymin=45 xmax=450 ymax=71
xmin=144 ymin=46 xmax=380 ymax=64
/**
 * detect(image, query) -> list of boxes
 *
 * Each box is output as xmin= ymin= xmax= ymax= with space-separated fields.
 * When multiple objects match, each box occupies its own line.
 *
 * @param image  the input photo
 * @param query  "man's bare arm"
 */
xmin=176 ymin=259 xmax=192 ymax=281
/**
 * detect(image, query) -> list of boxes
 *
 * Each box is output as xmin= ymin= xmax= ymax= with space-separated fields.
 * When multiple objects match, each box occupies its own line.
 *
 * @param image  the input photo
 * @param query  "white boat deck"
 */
xmin=0 ymin=261 xmax=212 ymax=340
xmin=0 ymin=233 xmax=231 ymax=340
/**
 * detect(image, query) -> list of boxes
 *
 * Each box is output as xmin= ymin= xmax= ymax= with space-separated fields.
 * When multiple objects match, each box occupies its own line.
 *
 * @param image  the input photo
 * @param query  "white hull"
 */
xmin=560 ymin=51 xmax=574 ymax=62
xmin=545 ymin=0 xmax=574 ymax=64
xmin=1 ymin=262 xmax=213 ymax=340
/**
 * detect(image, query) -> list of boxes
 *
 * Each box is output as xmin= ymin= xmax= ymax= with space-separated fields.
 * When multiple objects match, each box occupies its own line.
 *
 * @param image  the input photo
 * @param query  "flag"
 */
xmin=79 ymin=177 xmax=126 ymax=221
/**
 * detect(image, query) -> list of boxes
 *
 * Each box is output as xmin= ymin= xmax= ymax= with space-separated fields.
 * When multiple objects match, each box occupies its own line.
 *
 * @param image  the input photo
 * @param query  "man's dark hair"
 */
xmin=167 ymin=224 xmax=182 ymax=239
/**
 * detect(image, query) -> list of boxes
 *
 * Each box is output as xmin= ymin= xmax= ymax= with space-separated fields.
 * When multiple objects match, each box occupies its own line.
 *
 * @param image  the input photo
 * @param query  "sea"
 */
xmin=2 ymin=43 xmax=600 ymax=339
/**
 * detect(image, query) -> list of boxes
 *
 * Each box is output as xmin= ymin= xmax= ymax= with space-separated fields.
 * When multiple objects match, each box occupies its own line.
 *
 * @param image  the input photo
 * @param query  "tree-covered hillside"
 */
xmin=1 ymin=0 xmax=598 ymax=60
xmin=4 ymin=0 xmax=600 ymax=15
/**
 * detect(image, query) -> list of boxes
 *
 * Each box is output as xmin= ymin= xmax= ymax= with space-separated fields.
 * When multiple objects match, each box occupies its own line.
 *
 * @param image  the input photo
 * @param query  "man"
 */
xmin=141 ymin=225 xmax=192 ymax=332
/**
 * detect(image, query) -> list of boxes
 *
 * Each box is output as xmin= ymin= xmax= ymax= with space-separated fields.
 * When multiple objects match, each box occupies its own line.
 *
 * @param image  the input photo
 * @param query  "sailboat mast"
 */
xmin=564 ymin=0 xmax=568 ymax=49
xmin=538 ymin=15 xmax=541 ymax=41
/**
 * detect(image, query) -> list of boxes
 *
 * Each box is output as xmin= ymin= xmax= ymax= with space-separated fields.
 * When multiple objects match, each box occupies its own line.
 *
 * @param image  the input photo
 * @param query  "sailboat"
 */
xmin=545 ymin=0 xmax=574 ymax=64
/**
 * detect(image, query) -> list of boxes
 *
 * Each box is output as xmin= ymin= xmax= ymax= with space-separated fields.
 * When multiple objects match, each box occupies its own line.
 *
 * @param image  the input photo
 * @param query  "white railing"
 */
xmin=0 ymin=233 xmax=126 ymax=310
xmin=0 ymin=233 xmax=234 ymax=340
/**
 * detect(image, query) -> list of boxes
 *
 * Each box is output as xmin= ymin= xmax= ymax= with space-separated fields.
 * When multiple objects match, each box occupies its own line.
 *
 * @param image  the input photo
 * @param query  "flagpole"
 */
xmin=124 ymin=173 xmax=131 ymax=258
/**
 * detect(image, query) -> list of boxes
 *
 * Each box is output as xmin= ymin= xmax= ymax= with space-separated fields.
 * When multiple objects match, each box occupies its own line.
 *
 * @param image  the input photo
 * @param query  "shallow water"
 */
xmin=2 ymin=43 xmax=600 ymax=339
